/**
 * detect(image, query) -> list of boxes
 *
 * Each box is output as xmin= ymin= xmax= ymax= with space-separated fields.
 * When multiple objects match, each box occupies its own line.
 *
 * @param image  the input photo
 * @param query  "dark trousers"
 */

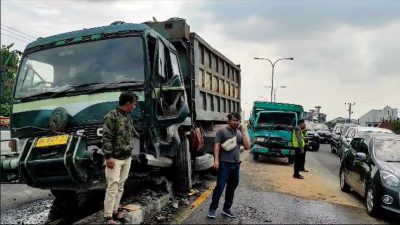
xmin=294 ymin=148 xmax=305 ymax=176
xmin=209 ymin=162 xmax=240 ymax=211
xmin=301 ymin=149 xmax=307 ymax=170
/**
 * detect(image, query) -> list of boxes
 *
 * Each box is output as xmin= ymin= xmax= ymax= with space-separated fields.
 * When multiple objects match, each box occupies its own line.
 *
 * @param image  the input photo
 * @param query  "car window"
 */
xmin=350 ymin=138 xmax=362 ymax=151
xmin=346 ymin=128 xmax=355 ymax=138
xmin=358 ymin=139 xmax=369 ymax=154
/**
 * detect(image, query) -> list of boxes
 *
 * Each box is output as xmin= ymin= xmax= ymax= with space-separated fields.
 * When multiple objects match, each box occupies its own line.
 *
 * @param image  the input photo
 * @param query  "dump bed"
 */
xmin=146 ymin=18 xmax=241 ymax=122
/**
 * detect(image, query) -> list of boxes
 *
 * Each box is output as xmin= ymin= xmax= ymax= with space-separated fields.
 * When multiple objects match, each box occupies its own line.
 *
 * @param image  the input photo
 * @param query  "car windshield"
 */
xmin=342 ymin=125 xmax=356 ymax=135
xmin=374 ymin=139 xmax=400 ymax=162
xmin=314 ymin=123 xmax=329 ymax=131
xmin=14 ymin=36 xmax=145 ymax=99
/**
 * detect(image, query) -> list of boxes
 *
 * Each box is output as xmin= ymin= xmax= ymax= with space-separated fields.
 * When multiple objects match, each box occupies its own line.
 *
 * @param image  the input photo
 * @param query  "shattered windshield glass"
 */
xmin=14 ymin=36 xmax=145 ymax=99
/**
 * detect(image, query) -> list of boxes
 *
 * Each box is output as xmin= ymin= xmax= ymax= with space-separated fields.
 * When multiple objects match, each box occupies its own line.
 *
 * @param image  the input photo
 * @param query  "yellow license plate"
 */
xmin=36 ymin=134 xmax=70 ymax=148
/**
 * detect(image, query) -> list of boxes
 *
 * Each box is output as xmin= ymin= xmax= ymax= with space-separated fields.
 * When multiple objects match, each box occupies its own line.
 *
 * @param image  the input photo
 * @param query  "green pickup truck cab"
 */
xmin=248 ymin=101 xmax=304 ymax=164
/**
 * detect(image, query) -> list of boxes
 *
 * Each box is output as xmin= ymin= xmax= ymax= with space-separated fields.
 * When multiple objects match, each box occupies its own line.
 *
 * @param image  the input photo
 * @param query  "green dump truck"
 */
xmin=248 ymin=101 xmax=304 ymax=163
xmin=0 ymin=18 xmax=241 ymax=195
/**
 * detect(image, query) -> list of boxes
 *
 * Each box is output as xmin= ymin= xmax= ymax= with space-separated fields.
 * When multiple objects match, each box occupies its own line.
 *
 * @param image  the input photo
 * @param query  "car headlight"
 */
xmin=380 ymin=170 xmax=400 ymax=187
xmin=255 ymin=137 xmax=265 ymax=142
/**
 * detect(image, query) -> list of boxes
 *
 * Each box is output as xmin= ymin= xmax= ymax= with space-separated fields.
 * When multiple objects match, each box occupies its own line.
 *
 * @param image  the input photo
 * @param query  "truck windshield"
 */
xmin=374 ymin=139 xmax=400 ymax=162
xmin=257 ymin=112 xmax=295 ymax=127
xmin=14 ymin=36 xmax=145 ymax=99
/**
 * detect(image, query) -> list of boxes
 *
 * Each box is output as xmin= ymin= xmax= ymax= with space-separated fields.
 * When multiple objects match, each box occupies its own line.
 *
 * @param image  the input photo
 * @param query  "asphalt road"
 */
xmin=0 ymin=184 xmax=52 ymax=211
xmin=182 ymin=144 xmax=398 ymax=224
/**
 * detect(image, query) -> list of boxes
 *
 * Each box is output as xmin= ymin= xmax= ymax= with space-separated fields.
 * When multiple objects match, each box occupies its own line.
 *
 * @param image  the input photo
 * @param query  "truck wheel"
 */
xmin=312 ymin=143 xmax=320 ymax=151
xmin=253 ymin=153 xmax=259 ymax=161
xmin=176 ymin=133 xmax=192 ymax=192
xmin=288 ymin=156 xmax=295 ymax=164
xmin=194 ymin=153 xmax=213 ymax=171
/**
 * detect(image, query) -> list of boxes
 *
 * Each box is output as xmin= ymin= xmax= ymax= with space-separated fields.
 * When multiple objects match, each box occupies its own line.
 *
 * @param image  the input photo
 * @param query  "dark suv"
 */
xmin=339 ymin=132 xmax=400 ymax=216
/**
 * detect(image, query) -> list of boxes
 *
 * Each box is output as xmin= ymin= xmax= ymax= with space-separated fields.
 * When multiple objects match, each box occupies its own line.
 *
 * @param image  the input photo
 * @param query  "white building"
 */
xmin=358 ymin=106 xmax=399 ymax=127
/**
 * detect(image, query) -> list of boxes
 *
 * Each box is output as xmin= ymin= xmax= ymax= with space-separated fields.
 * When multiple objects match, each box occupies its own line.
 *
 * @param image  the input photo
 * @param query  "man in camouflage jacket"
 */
xmin=102 ymin=92 xmax=139 ymax=224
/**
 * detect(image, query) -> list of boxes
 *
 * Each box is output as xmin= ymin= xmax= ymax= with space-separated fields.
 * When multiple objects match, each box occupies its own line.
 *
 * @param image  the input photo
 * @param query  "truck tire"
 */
xmin=253 ymin=153 xmax=259 ymax=161
xmin=194 ymin=153 xmax=214 ymax=171
xmin=288 ymin=156 xmax=295 ymax=164
xmin=175 ymin=133 xmax=192 ymax=192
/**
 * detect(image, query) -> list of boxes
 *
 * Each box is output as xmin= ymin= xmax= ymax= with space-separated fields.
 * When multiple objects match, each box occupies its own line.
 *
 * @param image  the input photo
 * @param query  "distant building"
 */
xmin=303 ymin=110 xmax=326 ymax=123
xmin=358 ymin=106 xmax=399 ymax=127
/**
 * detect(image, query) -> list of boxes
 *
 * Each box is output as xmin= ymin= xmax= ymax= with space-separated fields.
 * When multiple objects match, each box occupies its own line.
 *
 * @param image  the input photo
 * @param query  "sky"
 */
xmin=1 ymin=0 xmax=400 ymax=120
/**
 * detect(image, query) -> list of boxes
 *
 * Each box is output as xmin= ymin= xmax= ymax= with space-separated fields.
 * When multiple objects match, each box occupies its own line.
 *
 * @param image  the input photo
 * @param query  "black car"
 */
xmin=337 ymin=123 xmax=358 ymax=157
xmin=305 ymin=121 xmax=320 ymax=151
xmin=314 ymin=123 xmax=331 ymax=144
xmin=340 ymin=132 xmax=400 ymax=216
xmin=330 ymin=123 xmax=343 ymax=153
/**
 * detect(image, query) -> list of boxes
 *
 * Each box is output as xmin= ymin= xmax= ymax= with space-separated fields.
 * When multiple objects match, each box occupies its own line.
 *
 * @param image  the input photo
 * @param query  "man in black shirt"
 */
xmin=207 ymin=112 xmax=251 ymax=219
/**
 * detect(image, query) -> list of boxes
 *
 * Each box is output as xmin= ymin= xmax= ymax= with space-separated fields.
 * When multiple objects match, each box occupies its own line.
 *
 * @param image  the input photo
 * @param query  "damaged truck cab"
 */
xmin=248 ymin=102 xmax=304 ymax=164
xmin=1 ymin=18 xmax=241 ymax=193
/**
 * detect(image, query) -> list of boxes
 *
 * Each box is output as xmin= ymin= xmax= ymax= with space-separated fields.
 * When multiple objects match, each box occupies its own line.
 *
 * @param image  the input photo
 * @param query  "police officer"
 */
xmin=102 ymin=92 xmax=139 ymax=224
xmin=293 ymin=119 xmax=306 ymax=179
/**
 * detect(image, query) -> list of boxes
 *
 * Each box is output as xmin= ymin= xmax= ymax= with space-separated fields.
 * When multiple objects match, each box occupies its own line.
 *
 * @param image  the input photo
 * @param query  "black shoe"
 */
xmin=222 ymin=209 xmax=236 ymax=218
xmin=293 ymin=174 xmax=304 ymax=179
xmin=300 ymin=169 xmax=309 ymax=172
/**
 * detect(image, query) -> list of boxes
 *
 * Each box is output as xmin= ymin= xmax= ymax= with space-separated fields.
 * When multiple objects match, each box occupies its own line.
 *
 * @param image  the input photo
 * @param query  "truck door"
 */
xmin=153 ymin=39 xmax=189 ymax=125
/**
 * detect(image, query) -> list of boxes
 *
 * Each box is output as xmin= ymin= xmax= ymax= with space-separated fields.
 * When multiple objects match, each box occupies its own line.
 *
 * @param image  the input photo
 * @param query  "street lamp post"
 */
xmin=265 ymin=85 xmax=287 ymax=102
xmin=274 ymin=86 xmax=286 ymax=102
xmin=254 ymin=57 xmax=294 ymax=102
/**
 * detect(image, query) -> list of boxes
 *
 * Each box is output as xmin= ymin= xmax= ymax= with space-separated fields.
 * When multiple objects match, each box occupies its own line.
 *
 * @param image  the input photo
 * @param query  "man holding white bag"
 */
xmin=207 ymin=112 xmax=251 ymax=219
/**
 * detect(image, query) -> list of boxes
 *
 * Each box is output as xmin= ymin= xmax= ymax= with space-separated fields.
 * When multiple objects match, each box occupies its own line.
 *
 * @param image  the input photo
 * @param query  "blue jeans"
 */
xmin=209 ymin=161 xmax=240 ymax=211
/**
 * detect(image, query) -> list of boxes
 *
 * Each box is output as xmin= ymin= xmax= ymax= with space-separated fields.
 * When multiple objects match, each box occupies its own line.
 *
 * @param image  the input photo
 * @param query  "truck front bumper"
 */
xmin=251 ymin=144 xmax=295 ymax=157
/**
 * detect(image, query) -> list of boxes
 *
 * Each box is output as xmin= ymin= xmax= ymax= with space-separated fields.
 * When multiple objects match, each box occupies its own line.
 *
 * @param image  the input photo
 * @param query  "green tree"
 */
xmin=393 ymin=120 xmax=400 ymax=134
xmin=1 ymin=43 xmax=20 ymax=116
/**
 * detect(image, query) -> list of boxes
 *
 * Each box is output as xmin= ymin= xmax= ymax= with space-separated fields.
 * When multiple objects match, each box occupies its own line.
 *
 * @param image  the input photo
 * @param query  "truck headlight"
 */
xmin=255 ymin=137 xmax=265 ymax=142
xmin=380 ymin=170 xmax=400 ymax=187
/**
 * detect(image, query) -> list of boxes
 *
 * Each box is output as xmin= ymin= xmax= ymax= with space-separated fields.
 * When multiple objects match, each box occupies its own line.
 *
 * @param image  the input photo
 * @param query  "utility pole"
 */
xmin=345 ymin=102 xmax=356 ymax=123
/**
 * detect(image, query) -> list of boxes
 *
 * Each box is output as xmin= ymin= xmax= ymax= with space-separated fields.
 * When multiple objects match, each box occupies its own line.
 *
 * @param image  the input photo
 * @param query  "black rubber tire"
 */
xmin=312 ymin=143 xmax=320 ymax=151
xmin=253 ymin=153 xmax=259 ymax=161
xmin=365 ymin=184 xmax=380 ymax=217
xmin=175 ymin=133 xmax=192 ymax=192
xmin=194 ymin=153 xmax=213 ymax=171
xmin=330 ymin=144 xmax=336 ymax=153
xmin=288 ymin=156 xmax=295 ymax=164
xmin=339 ymin=168 xmax=351 ymax=193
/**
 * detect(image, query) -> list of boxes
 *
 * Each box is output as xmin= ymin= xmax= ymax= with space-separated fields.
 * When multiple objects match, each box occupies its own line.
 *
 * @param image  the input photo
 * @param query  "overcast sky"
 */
xmin=2 ymin=0 xmax=399 ymax=120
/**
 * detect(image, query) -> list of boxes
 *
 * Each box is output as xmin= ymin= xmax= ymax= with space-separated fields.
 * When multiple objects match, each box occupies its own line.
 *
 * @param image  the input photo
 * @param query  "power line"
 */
xmin=1 ymin=32 xmax=30 ymax=44
xmin=1 ymin=23 xmax=36 ymax=39
xmin=1 ymin=27 xmax=34 ymax=42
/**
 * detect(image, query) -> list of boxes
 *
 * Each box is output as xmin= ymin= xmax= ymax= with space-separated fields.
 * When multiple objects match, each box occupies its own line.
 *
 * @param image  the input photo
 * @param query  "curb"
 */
xmin=74 ymin=192 xmax=170 ymax=224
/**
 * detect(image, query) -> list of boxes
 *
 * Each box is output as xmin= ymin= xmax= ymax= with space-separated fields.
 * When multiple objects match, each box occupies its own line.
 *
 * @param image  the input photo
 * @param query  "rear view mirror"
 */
xmin=346 ymin=138 xmax=352 ymax=143
xmin=355 ymin=152 xmax=367 ymax=161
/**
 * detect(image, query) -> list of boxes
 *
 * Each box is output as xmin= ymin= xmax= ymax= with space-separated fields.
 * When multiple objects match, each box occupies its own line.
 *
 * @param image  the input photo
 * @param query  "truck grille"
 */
xmin=66 ymin=124 xmax=102 ymax=146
